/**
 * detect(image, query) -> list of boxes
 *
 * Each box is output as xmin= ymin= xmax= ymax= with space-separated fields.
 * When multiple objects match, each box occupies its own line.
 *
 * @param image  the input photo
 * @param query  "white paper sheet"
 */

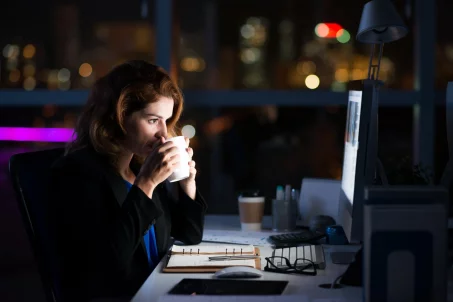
xmin=158 ymin=295 xmax=309 ymax=302
xmin=167 ymin=254 xmax=256 ymax=268
xmin=202 ymin=229 xmax=285 ymax=246
xmin=171 ymin=244 xmax=255 ymax=255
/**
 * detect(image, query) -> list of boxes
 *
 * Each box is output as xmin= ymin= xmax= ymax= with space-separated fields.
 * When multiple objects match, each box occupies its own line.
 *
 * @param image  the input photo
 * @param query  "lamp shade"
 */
xmin=356 ymin=0 xmax=408 ymax=44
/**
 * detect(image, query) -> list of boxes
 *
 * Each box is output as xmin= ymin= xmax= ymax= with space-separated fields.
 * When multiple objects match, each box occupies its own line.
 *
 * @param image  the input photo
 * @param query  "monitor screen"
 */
xmin=341 ymin=90 xmax=362 ymax=207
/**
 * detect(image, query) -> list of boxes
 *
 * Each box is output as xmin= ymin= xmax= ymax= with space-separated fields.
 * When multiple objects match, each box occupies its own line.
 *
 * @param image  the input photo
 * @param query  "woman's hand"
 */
xmin=135 ymin=137 xmax=180 ymax=198
xmin=179 ymin=137 xmax=197 ymax=200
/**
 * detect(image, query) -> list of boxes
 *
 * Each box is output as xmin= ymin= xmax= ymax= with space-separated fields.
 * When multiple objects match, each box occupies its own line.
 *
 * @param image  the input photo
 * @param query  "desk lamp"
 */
xmin=356 ymin=0 xmax=408 ymax=80
xmin=356 ymin=0 xmax=409 ymax=186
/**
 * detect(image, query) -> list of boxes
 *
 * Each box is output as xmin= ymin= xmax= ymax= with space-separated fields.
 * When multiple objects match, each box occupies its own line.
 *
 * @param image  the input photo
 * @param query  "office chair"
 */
xmin=9 ymin=148 xmax=65 ymax=302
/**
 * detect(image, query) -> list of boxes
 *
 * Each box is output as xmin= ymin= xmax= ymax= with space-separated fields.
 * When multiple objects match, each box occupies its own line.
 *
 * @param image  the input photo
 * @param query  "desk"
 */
xmin=132 ymin=215 xmax=363 ymax=301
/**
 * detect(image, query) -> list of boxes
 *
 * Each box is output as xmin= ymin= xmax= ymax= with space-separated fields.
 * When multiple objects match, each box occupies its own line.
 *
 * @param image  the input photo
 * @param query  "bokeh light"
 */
xmin=79 ymin=63 xmax=93 ymax=77
xmin=315 ymin=23 xmax=342 ymax=38
xmin=58 ymin=68 xmax=71 ymax=82
xmin=335 ymin=68 xmax=349 ymax=83
xmin=23 ymin=77 xmax=36 ymax=91
xmin=3 ymin=44 xmax=19 ymax=58
xmin=315 ymin=23 xmax=329 ymax=38
xmin=182 ymin=125 xmax=196 ymax=139
xmin=180 ymin=57 xmax=205 ymax=72
xmin=23 ymin=64 xmax=36 ymax=77
xmin=305 ymin=74 xmax=320 ymax=89
xmin=9 ymin=69 xmax=21 ymax=83
xmin=23 ymin=44 xmax=36 ymax=59
xmin=352 ymin=69 xmax=365 ymax=80
xmin=240 ymin=24 xmax=255 ymax=39
xmin=336 ymin=29 xmax=351 ymax=43
xmin=296 ymin=61 xmax=316 ymax=75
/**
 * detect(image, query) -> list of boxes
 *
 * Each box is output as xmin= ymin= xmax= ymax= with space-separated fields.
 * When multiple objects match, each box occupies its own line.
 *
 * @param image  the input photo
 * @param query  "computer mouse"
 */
xmin=309 ymin=215 xmax=336 ymax=233
xmin=213 ymin=266 xmax=263 ymax=279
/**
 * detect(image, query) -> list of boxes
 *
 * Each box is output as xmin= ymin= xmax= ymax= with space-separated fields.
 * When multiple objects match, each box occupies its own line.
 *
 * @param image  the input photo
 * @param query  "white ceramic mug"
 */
xmin=166 ymin=136 xmax=190 ymax=183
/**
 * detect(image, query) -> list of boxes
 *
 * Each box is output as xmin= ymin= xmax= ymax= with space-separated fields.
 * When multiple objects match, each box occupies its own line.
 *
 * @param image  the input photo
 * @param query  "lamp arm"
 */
xmin=375 ymin=43 xmax=384 ymax=80
xmin=367 ymin=44 xmax=376 ymax=79
xmin=367 ymin=42 xmax=385 ymax=80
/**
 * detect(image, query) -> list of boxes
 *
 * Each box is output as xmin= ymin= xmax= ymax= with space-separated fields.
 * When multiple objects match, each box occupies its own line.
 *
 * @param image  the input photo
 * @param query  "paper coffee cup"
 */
xmin=166 ymin=136 xmax=190 ymax=183
xmin=238 ymin=196 xmax=265 ymax=231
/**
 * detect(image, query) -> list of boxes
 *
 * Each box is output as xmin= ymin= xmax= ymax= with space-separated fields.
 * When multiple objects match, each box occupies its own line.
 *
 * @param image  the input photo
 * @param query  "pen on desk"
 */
xmin=208 ymin=255 xmax=260 ymax=261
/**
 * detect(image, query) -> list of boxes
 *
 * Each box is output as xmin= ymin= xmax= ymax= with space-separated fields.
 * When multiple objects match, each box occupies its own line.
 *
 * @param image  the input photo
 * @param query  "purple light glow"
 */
xmin=0 ymin=127 xmax=75 ymax=142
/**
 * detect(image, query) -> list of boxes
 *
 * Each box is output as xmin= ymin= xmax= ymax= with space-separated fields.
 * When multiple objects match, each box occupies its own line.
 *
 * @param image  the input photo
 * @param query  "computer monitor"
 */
xmin=338 ymin=79 xmax=380 ymax=243
xmin=440 ymin=82 xmax=453 ymax=216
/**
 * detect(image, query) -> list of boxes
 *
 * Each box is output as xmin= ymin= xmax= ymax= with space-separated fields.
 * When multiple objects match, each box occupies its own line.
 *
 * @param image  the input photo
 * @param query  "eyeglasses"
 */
xmin=264 ymin=256 xmax=317 ymax=276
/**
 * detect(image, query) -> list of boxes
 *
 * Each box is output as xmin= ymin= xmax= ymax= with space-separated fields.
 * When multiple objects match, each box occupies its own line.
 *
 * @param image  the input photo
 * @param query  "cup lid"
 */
xmin=238 ymin=189 xmax=261 ymax=198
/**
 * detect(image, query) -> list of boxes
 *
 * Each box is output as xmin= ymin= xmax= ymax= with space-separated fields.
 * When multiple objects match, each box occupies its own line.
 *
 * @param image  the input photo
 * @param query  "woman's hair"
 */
xmin=66 ymin=60 xmax=184 ymax=163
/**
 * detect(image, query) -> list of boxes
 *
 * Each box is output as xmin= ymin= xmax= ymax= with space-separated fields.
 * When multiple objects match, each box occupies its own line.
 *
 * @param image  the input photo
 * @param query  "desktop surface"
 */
xmin=131 ymin=215 xmax=453 ymax=301
xmin=131 ymin=215 xmax=362 ymax=302
xmin=168 ymin=278 xmax=288 ymax=295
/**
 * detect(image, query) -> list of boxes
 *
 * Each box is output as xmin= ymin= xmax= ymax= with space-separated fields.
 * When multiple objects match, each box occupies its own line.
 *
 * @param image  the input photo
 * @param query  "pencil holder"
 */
xmin=272 ymin=199 xmax=298 ymax=232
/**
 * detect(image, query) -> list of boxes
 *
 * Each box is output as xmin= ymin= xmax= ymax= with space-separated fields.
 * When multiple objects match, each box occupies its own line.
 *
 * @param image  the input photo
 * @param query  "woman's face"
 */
xmin=122 ymin=96 xmax=174 ymax=157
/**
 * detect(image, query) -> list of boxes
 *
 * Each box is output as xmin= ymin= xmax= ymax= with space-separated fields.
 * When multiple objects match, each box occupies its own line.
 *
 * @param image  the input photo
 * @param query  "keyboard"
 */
xmin=268 ymin=230 xmax=326 ymax=245
xmin=270 ymin=244 xmax=326 ymax=269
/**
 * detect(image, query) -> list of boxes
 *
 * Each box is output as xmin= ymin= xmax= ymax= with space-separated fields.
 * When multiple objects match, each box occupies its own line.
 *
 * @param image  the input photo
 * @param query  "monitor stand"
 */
xmin=339 ymin=247 xmax=363 ymax=286
xmin=330 ymin=251 xmax=356 ymax=264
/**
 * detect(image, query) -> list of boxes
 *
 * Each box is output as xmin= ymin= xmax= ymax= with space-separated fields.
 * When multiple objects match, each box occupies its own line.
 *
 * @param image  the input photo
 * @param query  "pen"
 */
xmin=276 ymin=185 xmax=284 ymax=200
xmin=208 ymin=255 xmax=260 ymax=261
xmin=284 ymin=184 xmax=291 ymax=201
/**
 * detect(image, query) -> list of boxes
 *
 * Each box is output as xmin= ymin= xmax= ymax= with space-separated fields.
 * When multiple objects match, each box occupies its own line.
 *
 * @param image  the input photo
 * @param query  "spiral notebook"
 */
xmin=163 ymin=244 xmax=261 ymax=273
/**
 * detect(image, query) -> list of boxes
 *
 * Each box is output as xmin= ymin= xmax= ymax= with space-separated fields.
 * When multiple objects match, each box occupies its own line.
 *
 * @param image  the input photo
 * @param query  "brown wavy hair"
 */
xmin=66 ymin=60 xmax=184 ymax=165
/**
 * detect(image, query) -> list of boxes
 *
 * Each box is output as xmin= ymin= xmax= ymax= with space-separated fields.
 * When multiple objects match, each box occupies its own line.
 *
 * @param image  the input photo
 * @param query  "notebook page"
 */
xmin=171 ymin=244 xmax=255 ymax=255
xmin=167 ymin=255 xmax=255 ymax=268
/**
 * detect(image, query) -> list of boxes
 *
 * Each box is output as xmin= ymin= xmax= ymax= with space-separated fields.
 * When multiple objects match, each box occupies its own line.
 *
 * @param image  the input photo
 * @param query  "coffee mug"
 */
xmin=166 ymin=136 xmax=190 ymax=183
xmin=238 ymin=194 xmax=265 ymax=231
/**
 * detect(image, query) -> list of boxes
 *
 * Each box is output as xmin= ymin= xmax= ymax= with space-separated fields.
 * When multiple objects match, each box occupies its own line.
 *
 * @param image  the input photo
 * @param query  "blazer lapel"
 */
xmin=101 ymin=158 xmax=152 ymax=264
xmin=103 ymin=171 xmax=128 ymax=207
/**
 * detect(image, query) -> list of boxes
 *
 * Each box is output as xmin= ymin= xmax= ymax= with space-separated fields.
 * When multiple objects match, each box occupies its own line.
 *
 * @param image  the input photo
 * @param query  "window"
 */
xmin=0 ymin=0 xmax=156 ymax=90
xmin=176 ymin=0 xmax=414 ymax=90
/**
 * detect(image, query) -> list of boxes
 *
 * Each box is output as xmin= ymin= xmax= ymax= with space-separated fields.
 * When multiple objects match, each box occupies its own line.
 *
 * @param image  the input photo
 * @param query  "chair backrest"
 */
xmin=9 ymin=148 xmax=65 ymax=302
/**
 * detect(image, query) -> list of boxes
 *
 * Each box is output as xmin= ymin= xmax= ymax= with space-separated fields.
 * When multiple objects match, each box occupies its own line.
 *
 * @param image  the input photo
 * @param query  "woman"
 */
xmin=49 ymin=60 xmax=207 ymax=301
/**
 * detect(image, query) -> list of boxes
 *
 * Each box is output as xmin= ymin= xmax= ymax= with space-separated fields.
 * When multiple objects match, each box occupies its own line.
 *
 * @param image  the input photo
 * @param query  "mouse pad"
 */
xmin=168 ymin=278 xmax=288 ymax=295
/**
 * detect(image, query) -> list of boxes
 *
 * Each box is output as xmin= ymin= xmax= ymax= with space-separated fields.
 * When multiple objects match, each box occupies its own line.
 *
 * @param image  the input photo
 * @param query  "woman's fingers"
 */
xmin=186 ymin=147 xmax=193 ymax=159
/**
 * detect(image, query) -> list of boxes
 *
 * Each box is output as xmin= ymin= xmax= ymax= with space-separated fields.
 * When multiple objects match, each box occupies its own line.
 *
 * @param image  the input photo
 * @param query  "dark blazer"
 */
xmin=48 ymin=146 xmax=207 ymax=301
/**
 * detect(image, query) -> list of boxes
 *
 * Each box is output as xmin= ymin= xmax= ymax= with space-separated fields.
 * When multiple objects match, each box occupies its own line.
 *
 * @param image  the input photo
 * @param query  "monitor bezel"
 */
xmin=338 ymin=79 xmax=381 ymax=243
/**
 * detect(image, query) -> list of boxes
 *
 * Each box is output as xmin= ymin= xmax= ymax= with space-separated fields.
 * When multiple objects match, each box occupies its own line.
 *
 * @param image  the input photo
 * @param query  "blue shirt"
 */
xmin=124 ymin=181 xmax=159 ymax=270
